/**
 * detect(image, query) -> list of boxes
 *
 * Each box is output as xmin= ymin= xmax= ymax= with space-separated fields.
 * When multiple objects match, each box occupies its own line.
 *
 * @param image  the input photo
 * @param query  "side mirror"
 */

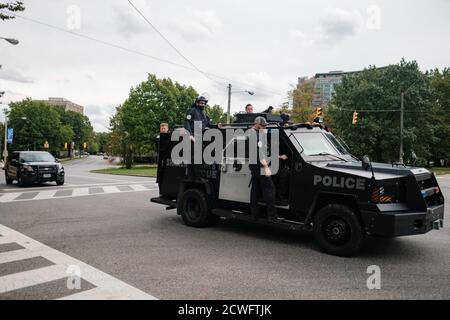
xmin=361 ymin=155 xmax=371 ymax=171
xmin=55 ymin=158 xmax=60 ymax=163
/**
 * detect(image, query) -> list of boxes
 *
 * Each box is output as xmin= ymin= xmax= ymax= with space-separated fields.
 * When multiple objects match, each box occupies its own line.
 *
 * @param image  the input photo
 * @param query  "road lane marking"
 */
xmin=33 ymin=190 xmax=58 ymax=200
xmin=129 ymin=184 xmax=149 ymax=191
xmin=68 ymin=174 xmax=137 ymax=182
xmin=72 ymin=188 xmax=90 ymax=197
xmin=0 ymin=264 xmax=68 ymax=294
xmin=0 ymin=193 xmax=22 ymax=203
xmin=0 ymin=248 xmax=40 ymax=264
xmin=102 ymin=186 xmax=121 ymax=194
xmin=0 ymin=224 xmax=156 ymax=300
xmin=0 ymin=184 xmax=158 ymax=203
xmin=0 ymin=180 xmax=156 ymax=192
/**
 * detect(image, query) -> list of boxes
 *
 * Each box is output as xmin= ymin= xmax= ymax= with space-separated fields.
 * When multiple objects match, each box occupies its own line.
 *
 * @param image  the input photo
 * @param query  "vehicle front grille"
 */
xmin=38 ymin=166 xmax=57 ymax=174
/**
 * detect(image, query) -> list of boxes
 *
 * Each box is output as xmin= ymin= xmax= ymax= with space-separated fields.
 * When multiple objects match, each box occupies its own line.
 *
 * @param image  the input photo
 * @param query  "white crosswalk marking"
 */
xmin=0 ymin=248 xmax=40 ymax=264
xmin=0 ymin=192 xmax=22 ymax=203
xmin=0 ymin=183 xmax=157 ymax=203
xmin=0 ymin=265 xmax=68 ymax=294
xmin=72 ymin=188 xmax=90 ymax=197
xmin=0 ymin=224 xmax=156 ymax=300
xmin=33 ymin=190 xmax=58 ymax=200
xmin=102 ymin=186 xmax=121 ymax=194
xmin=129 ymin=184 xmax=148 ymax=191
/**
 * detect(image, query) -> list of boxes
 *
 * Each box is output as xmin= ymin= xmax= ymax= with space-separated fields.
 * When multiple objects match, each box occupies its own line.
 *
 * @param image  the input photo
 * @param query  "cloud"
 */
xmin=315 ymin=8 xmax=364 ymax=46
xmin=0 ymin=67 xmax=34 ymax=83
xmin=169 ymin=9 xmax=222 ymax=41
xmin=84 ymin=104 xmax=117 ymax=132
xmin=238 ymin=72 xmax=277 ymax=100
xmin=112 ymin=1 xmax=153 ymax=39
xmin=289 ymin=29 xmax=314 ymax=47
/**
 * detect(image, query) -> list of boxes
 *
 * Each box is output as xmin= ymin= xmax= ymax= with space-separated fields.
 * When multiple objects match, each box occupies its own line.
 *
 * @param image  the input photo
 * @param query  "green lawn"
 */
xmin=91 ymin=166 xmax=157 ymax=177
xmin=431 ymin=167 xmax=450 ymax=175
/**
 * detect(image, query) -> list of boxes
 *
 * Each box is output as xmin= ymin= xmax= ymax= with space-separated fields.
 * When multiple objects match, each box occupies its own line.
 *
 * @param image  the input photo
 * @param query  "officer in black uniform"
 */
xmin=184 ymin=96 xmax=215 ymax=179
xmin=249 ymin=116 xmax=282 ymax=222
xmin=184 ymin=96 xmax=214 ymax=137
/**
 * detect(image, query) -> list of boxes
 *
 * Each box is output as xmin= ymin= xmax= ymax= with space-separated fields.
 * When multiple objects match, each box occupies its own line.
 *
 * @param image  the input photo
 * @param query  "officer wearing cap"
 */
xmin=249 ymin=116 xmax=284 ymax=222
xmin=184 ymin=96 xmax=214 ymax=139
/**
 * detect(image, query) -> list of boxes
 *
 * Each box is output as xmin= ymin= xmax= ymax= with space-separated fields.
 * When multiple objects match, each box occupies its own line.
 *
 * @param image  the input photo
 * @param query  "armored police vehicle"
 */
xmin=151 ymin=113 xmax=445 ymax=256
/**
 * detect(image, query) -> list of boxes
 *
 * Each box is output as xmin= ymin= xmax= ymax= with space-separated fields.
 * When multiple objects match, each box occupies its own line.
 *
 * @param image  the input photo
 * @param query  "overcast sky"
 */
xmin=1 ymin=0 xmax=450 ymax=132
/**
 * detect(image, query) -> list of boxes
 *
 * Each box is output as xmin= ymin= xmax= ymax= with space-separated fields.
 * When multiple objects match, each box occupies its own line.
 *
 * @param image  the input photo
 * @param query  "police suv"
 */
xmin=151 ymin=113 xmax=445 ymax=256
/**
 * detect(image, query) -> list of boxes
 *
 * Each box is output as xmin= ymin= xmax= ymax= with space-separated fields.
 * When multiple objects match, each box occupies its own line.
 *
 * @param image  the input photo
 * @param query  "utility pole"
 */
xmin=3 ymin=114 xmax=7 ymax=165
xmin=227 ymin=83 xmax=232 ymax=124
xmin=400 ymin=92 xmax=404 ymax=164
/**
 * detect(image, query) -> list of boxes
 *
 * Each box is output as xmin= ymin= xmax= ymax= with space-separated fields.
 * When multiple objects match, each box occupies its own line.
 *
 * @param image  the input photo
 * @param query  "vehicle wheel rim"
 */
xmin=185 ymin=198 xmax=201 ymax=220
xmin=323 ymin=216 xmax=351 ymax=245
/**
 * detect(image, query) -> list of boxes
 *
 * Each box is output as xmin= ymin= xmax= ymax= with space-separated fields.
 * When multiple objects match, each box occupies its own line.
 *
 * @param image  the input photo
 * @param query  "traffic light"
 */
xmin=64 ymin=142 xmax=68 ymax=149
xmin=315 ymin=107 xmax=323 ymax=118
xmin=352 ymin=112 xmax=359 ymax=125
xmin=83 ymin=142 xmax=87 ymax=150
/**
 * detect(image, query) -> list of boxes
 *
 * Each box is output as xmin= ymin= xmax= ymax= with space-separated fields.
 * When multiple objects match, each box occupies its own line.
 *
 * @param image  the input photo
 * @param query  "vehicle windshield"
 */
xmin=325 ymin=133 xmax=350 ymax=155
xmin=20 ymin=152 xmax=55 ymax=163
xmin=290 ymin=132 xmax=342 ymax=156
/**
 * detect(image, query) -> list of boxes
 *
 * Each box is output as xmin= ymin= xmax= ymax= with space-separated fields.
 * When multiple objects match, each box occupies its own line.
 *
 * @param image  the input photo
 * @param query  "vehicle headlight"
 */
xmin=57 ymin=164 xmax=64 ymax=173
xmin=22 ymin=165 xmax=34 ymax=172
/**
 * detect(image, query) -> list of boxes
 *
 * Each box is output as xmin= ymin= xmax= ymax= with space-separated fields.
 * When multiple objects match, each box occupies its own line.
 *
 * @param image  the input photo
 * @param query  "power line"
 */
xmin=126 ymin=0 xmax=221 ymax=85
xmin=9 ymin=12 xmax=286 ymax=98
xmin=9 ymin=13 xmax=196 ymax=72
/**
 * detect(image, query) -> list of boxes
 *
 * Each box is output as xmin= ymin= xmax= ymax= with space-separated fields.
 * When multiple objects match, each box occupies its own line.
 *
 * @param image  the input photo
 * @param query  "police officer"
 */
xmin=184 ymin=95 xmax=214 ymax=139
xmin=184 ymin=95 xmax=215 ymax=179
xmin=249 ymin=116 xmax=283 ymax=222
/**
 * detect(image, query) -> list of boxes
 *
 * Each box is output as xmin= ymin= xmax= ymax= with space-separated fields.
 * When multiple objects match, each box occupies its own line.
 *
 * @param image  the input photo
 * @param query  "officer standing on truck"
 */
xmin=184 ymin=95 xmax=215 ymax=141
xmin=249 ymin=116 xmax=284 ymax=222
xmin=184 ymin=95 xmax=215 ymax=179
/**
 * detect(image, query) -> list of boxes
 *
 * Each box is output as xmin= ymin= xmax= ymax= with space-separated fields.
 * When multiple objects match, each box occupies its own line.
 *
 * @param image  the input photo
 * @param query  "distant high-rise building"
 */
xmin=312 ymin=71 xmax=348 ymax=108
xmin=37 ymin=97 xmax=84 ymax=114
xmin=297 ymin=71 xmax=359 ymax=108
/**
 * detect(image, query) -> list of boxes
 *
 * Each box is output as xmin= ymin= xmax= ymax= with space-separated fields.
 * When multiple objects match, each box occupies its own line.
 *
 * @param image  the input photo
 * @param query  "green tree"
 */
xmin=205 ymin=104 xmax=227 ymax=123
xmin=429 ymin=68 xmax=450 ymax=165
xmin=56 ymin=108 xmax=94 ymax=154
xmin=0 ymin=1 xmax=25 ymax=20
xmin=7 ymin=99 xmax=64 ymax=154
xmin=328 ymin=59 xmax=435 ymax=164
xmin=110 ymin=74 xmax=198 ymax=168
xmin=291 ymin=80 xmax=316 ymax=123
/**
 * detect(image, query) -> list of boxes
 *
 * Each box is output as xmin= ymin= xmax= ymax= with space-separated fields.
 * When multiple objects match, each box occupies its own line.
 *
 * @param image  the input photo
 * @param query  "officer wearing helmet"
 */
xmin=184 ymin=95 xmax=215 ymax=139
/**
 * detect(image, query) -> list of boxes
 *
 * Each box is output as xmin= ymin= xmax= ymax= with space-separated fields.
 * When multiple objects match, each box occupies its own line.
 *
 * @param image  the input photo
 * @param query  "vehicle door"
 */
xmin=218 ymin=135 xmax=252 ymax=203
xmin=8 ymin=152 xmax=20 ymax=179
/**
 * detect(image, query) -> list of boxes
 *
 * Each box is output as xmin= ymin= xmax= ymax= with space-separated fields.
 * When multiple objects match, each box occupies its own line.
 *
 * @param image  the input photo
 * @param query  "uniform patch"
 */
xmin=186 ymin=114 xmax=192 ymax=120
xmin=257 ymin=141 xmax=263 ymax=148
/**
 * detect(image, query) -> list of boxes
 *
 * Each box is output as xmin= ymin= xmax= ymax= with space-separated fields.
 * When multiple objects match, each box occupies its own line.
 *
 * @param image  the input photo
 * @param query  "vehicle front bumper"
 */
xmin=361 ymin=204 xmax=444 ymax=237
xmin=21 ymin=171 xmax=65 ymax=184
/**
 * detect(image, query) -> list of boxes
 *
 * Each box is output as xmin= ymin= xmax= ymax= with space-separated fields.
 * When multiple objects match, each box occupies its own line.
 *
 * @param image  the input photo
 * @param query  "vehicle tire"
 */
xmin=17 ymin=174 xmax=27 ymax=188
xmin=56 ymin=178 xmax=65 ymax=186
xmin=178 ymin=189 xmax=216 ymax=228
xmin=5 ymin=172 xmax=13 ymax=185
xmin=313 ymin=204 xmax=365 ymax=257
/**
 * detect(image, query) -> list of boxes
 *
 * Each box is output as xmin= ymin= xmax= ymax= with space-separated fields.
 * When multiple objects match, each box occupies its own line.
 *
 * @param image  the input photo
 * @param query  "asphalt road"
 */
xmin=0 ymin=156 xmax=449 ymax=300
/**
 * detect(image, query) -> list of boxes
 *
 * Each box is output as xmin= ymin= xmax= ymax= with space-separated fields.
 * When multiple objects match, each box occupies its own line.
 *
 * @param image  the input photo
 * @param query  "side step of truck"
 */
xmin=211 ymin=208 xmax=311 ymax=232
xmin=150 ymin=197 xmax=177 ymax=210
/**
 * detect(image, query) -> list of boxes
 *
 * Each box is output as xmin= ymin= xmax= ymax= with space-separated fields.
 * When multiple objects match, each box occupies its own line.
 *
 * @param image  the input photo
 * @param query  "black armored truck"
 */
xmin=151 ymin=113 xmax=445 ymax=256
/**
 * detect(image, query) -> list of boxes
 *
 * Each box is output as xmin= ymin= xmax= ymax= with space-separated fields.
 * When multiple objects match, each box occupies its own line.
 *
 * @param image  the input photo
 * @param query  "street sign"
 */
xmin=7 ymin=128 xmax=13 ymax=144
